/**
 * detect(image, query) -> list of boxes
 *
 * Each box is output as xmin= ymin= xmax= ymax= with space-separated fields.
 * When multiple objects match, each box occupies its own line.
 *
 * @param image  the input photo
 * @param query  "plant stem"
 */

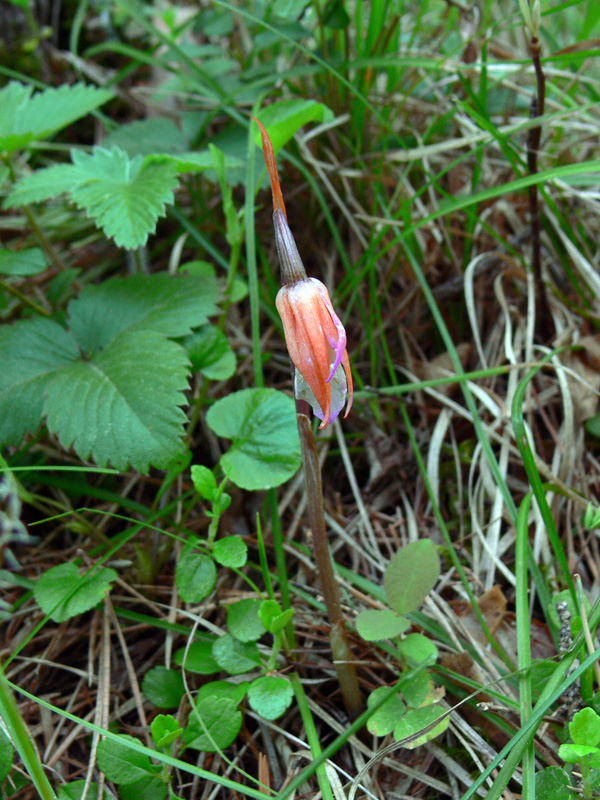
xmin=0 ymin=667 xmax=57 ymax=800
xmin=296 ymin=411 xmax=362 ymax=717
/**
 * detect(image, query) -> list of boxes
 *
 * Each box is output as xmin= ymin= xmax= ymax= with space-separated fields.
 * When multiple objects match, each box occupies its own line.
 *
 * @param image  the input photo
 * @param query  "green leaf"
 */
xmin=397 ymin=633 xmax=438 ymax=667
xmin=401 ymin=670 xmax=434 ymax=708
xmin=34 ymin=562 xmax=117 ymax=623
xmin=102 ymin=118 xmax=189 ymax=157
xmin=44 ymin=331 xmax=190 ymax=472
xmin=0 ymin=247 xmax=46 ymax=276
xmin=197 ymin=680 xmax=249 ymax=707
xmin=145 ymin=150 xmax=244 ymax=175
xmin=69 ymin=147 xmax=179 ymax=248
xmin=227 ymin=598 xmax=265 ymax=642
xmin=176 ymin=553 xmax=216 ymax=603
xmin=57 ymin=781 xmax=112 ymax=800
xmin=142 ymin=667 xmax=185 ymax=708
xmin=559 ymin=743 xmax=600 ymax=763
xmin=570 ymin=707 xmax=600 ymax=747
xmin=0 ymin=318 xmax=79 ymax=447
xmin=185 ymin=696 xmax=242 ymax=752
xmin=247 ymin=676 xmax=293 ymax=720
xmin=0 ymin=82 xmax=112 ymax=153
xmin=535 ymin=767 xmax=571 ymax=800
xmin=5 ymin=163 xmax=82 ymax=206
xmin=206 ymin=388 xmax=301 ymax=490
xmin=191 ymin=465 xmax=218 ymax=501
xmin=393 ymin=705 xmax=449 ymax=747
xmin=212 ymin=634 xmax=261 ymax=674
xmin=185 ymin=325 xmax=236 ymax=381
xmin=174 ymin=639 xmax=220 ymax=675
xmin=269 ymin=609 xmax=294 ymax=635
xmin=384 ymin=539 xmax=440 ymax=615
xmin=68 ymin=272 xmax=220 ymax=354
xmin=355 ymin=609 xmax=410 ymax=641
xmin=366 ymin=687 xmax=406 ymax=737
xmin=96 ymin=735 xmax=156 ymax=784
xmin=213 ymin=535 xmax=247 ymax=568
xmin=151 ymin=715 xmax=183 ymax=749
xmin=259 ymin=600 xmax=282 ymax=632
xmin=252 ymin=99 xmax=334 ymax=154
xmin=120 ymin=775 xmax=167 ymax=800
xmin=0 ymin=726 xmax=13 ymax=782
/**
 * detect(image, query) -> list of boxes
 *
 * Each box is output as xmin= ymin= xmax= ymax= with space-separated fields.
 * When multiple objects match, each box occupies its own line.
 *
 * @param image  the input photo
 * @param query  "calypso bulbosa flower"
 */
xmin=253 ymin=117 xmax=353 ymax=428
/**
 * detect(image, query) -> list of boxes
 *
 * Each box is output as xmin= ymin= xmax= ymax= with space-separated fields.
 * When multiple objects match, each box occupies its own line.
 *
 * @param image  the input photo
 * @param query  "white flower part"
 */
xmin=295 ymin=361 xmax=347 ymax=425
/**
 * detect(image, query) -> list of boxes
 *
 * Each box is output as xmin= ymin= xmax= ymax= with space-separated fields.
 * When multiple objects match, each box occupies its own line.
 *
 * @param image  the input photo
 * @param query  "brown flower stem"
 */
xmin=526 ymin=34 xmax=552 ymax=340
xmin=296 ymin=410 xmax=363 ymax=718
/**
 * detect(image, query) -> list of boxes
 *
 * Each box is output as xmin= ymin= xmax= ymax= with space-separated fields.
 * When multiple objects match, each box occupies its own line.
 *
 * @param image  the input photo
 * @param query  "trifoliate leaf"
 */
xmin=185 ymin=324 xmax=236 ymax=381
xmin=213 ymin=535 xmax=247 ymax=568
xmin=43 ymin=330 xmax=190 ymax=472
xmin=206 ymin=388 xmax=301 ymax=490
xmin=0 ymin=317 xmax=79 ymax=447
xmin=0 ymin=82 xmax=112 ymax=153
xmin=247 ymin=676 xmax=293 ymax=720
xmin=67 ymin=273 xmax=221 ymax=354
xmin=0 ymin=247 xmax=46 ymax=276
xmin=142 ymin=667 xmax=185 ymax=708
xmin=176 ymin=553 xmax=217 ymax=603
xmin=68 ymin=147 xmax=179 ymax=248
xmin=34 ymin=562 xmax=117 ymax=623
xmin=384 ymin=539 xmax=440 ymax=615
xmin=96 ymin=735 xmax=156 ymax=784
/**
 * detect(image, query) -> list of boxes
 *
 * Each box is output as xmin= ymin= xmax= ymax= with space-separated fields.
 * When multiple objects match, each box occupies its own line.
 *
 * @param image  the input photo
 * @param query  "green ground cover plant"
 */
xmin=2 ymin=0 xmax=600 ymax=798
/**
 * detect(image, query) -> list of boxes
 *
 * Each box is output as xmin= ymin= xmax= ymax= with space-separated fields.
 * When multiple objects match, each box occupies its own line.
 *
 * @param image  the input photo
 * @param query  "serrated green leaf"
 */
xmin=120 ymin=776 xmax=167 ymax=800
xmin=0 ymin=317 xmax=79 ymax=447
xmin=252 ymin=100 xmax=334 ymax=154
xmin=191 ymin=465 xmax=218 ymax=501
xmin=393 ymin=705 xmax=449 ymax=747
xmin=185 ymin=695 xmax=242 ymax=752
xmin=145 ymin=150 xmax=244 ymax=174
xmin=4 ymin=163 xmax=81 ymax=207
xmin=212 ymin=634 xmax=260 ymax=674
xmin=0 ymin=727 xmax=13 ymax=782
xmin=0 ymin=82 xmax=112 ymax=153
xmin=206 ymin=388 xmax=301 ymax=490
xmin=0 ymin=247 xmax=46 ymax=276
xmin=97 ymin=735 xmax=156 ymax=784
xmin=355 ymin=609 xmax=410 ymax=641
xmin=68 ymin=147 xmax=179 ymax=248
xmin=142 ymin=667 xmax=185 ymax=708
xmin=366 ymin=687 xmax=406 ymax=736
xmin=227 ymin=598 xmax=265 ymax=642
xmin=176 ymin=553 xmax=216 ymax=603
xmin=185 ymin=324 xmax=236 ymax=381
xmin=43 ymin=330 xmax=190 ymax=472
xmin=151 ymin=715 xmax=183 ymax=749
xmin=213 ymin=535 xmax=247 ymax=568
xmin=67 ymin=273 xmax=221 ymax=354
xmin=34 ymin=562 xmax=117 ymax=623
xmin=174 ymin=639 xmax=220 ymax=675
xmin=247 ymin=676 xmax=293 ymax=720
xmin=102 ymin=118 xmax=189 ymax=157
xmin=384 ymin=539 xmax=440 ymax=615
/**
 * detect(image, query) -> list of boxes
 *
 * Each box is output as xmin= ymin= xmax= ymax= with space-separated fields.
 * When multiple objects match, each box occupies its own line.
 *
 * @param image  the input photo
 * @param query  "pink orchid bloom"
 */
xmin=253 ymin=117 xmax=353 ymax=428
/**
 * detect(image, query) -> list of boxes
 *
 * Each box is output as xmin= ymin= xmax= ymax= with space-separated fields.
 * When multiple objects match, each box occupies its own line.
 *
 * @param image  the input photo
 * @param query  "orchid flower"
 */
xmin=253 ymin=117 xmax=353 ymax=428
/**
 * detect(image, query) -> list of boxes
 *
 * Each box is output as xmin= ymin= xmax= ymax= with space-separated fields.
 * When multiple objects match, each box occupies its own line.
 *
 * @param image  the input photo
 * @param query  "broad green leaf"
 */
xmin=142 ymin=667 xmax=185 ymax=708
xmin=185 ymin=324 xmax=236 ymax=380
xmin=34 ymin=562 xmax=117 ymax=623
xmin=0 ymin=247 xmax=46 ymax=276
xmin=67 ymin=272 xmax=221 ymax=354
xmin=384 ymin=539 xmax=440 ymax=615
xmin=43 ymin=331 xmax=190 ymax=472
xmin=247 ymin=676 xmax=293 ymax=720
xmin=397 ymin=633 xmax=438 ymax=666
xmin=102 ymin=118 xmax=189 ymax=157
xmin=227 ymin=598 xmax=265 ymax=642
xmin=191 ymin=465 xmax=218 ymax=501
xmin=559 ymin=743 xmax=600 ymax=763
xmin=0 ymin=317 xmax=79 ymax=447
xmin=366 ymin=687 xmax=406 ymax=737
xmin=401 ymin=670 xmax=434 ymax=708
xmin=213 ymin=535 xmax=247 ymax=568
xmin=212 ymin=634 xmax=260 ymax=674
xmin=176 ymin=553 xmax=216 ymax=603
xmin=96 ymin=735 xmax=156 ymax=784
xmin=0 ymin=727 xmax=13 ymax=782
xmin=57 ymin=781 xmax=112 ymax=800
xmin=151 ymin=715 xmax=183 ymax=749
xmin=68 ymin=147 xmax=179 ymax=248
xmin=4 ymin=163 xmax=81 ymax=207
xmin=253 ymin=99 xmax=334 ymax=154
xmin=120 ymin=776 xmax=167 ymax=800
xmin=206 ymin=388 xmax=301 ymax=490
xmin=535 ymin=767 xmax=571 ymax=800
xmin=393 ymin=705 xmax=449 ymax=747
xmin=185 ymin=696 xmax=242 ymax=752
xmin=570 ymin=707 xmax=600 ymax=747
xmin=269 ymin=609 xmax=294 ymax=635
xmin=355 ymin=609 xmax=410 ymax=641
xmin=259 ymin=600 xmax=282 ymax=632
xmin=197 ymin=680 xmax=249 ymax=707
xmin=0 ymin=82 xmax=112 ymax=153
xmin=174 ymin=639 xmax=220 ymax=675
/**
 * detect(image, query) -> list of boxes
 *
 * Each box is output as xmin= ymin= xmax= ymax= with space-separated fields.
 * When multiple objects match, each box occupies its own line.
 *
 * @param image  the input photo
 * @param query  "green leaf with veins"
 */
xmin=34 ymin=562 xmax=117 ymax=623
